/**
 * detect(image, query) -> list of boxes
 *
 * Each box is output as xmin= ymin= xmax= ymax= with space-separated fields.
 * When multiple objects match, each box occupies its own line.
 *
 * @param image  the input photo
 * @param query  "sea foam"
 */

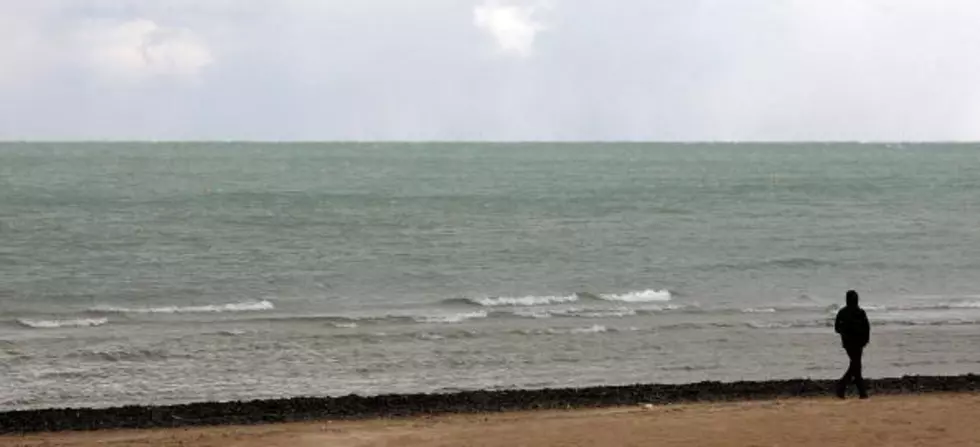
xmin=90 ymin=300 xmax=275 ymax=314
xmin=17 ymin=318 xmax=109 ymax=329
xmin=412 ymin=311 xmax=488 ymax=324
xmin=461 ymin=295 xmax=579 ymax=307
xmin=599 ymin=289 xmax=672 ymax=303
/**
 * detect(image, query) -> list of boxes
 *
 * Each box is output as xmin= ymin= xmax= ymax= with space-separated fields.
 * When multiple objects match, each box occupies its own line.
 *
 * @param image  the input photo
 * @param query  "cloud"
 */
xmin=0 ymin=4 xmax=57 ymax=88
xmin=83 ymin=19 xmax=214 ymax=80
xmin=473 ymin=0 xmax=548 ymax=57
xmin=3 ymin=1 xmax=980 ymax=140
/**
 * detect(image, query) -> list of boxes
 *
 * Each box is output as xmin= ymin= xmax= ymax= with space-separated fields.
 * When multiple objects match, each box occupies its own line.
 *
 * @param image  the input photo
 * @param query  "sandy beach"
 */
xmin=3 ymin=393 xmax=978 ymax=447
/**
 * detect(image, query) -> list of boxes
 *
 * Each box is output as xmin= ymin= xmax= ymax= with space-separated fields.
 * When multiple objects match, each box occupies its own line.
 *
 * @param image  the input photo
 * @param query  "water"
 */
xmin=2 ymin=142 xmax=980 ymax=410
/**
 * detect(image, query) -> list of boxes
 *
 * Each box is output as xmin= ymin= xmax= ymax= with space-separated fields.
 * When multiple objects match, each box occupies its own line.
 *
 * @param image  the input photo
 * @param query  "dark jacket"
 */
xmin=835 ymin=305 xmax=870 ymax=349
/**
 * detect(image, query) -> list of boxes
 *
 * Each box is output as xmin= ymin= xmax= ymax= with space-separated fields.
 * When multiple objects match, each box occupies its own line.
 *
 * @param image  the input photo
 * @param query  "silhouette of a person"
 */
xmin=835 ymin=290 xmax=870 ymax=399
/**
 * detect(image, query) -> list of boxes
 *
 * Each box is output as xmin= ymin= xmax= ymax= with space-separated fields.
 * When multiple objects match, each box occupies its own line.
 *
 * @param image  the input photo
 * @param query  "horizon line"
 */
xmin=1 ymin=139 xmax=979 ymax=145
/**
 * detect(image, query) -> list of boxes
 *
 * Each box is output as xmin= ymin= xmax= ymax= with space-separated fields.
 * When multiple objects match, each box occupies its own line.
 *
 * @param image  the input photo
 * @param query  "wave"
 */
xmin=511 ymin=305 xmax=690 ymax=319
xmin=17 ymin=318 xmax=108 ymax=329
xmin=745 ymin=320 xmax=828 ymax=329
xmin=568 ymin=324 xmax=609 ymax=334
xmin=706 ymin=257 xmax=835 ymax=271
xmin=217 ymin=329 xmax=248 ymax=336
xmin=890 ymin=360 xmax=945 ymax=367
xmin=416 ymin=333 xmax=445 ymax=341
xmin=896 ymin=301 xmax=980 ymax=311
xmin=946 ymin=301 xmax=980 ymax=309
xmin=824 ymin=300 xmax=980 ymax=314
xmin=445 ymin=289 xmax=671 ymax=307
xmin=68 ymin=347 xmax=176 ymax=362
xmin=565 ymin=308 xmax=638 ymax=318
xmin=764 ymin=257 xmax=834 ymax=269
xmin=90 ymin=300 xmax=274 ymax=314
xmin=412 ymin=311 xmax=488 ymax=324
xmin=453 ymin=295 xmax=579 ymax=307
xmin=745 ymin=317 xmax=980 ymax=330
xmin=728 ymin=300 xmax=980 ymax=316
xmin=599 ymin=289 xmax=672 ymax=303
xmin=659 ymin=364 xmax=721 ymax=372
xmin=878 ymin=318 xmax=980 ymax=327
xmin=741 ymin=307 xmax=777 ymax=313
xmin=512 ymin=308 xmax=555 ymax=319
xmin=533 ymin=324 xmax=613 ymax=335
xmin=38 ymin=369 xmax=108 ymax=380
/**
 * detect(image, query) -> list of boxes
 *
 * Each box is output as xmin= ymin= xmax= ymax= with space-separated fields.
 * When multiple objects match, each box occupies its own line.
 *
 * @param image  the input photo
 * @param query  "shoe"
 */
xmin=835 ymin=383 xmax=846 ymax=399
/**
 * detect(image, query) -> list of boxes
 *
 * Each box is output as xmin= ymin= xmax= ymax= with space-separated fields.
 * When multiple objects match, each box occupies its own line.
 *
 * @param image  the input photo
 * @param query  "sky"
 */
xmin=1 ymin=0 xmax=979 ymax=141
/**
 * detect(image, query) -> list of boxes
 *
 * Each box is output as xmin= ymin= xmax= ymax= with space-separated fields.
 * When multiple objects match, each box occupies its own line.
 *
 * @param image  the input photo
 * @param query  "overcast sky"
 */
xmin=2 ymin=0 xmax=979 ymax=141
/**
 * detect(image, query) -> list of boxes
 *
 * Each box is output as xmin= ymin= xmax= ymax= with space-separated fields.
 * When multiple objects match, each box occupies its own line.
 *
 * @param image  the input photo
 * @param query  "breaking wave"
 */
xmin=565 ymin=308 xmax=638 ymax=318
xmin=90 ymin=300 xmax=275 ymax=314
xmin=598 ymin=289 xmax=672 ymax=303
xmin=16 ymin=318 xmax=109 ymax=329
xmin=454 ymin=295 xmax=579 ymax=307
xmin=511 ymin=305 xmax=690 ymax=319
xmin=412 ymin=311 xmax=488 ymax=324
xmin=567 ymin=324 xmax=609 ymax=334
xmin=217 ymin=329 xmax=248 ymax=336
xmin=741 ymin=307 xmax=777 ymax=313
xmin=446 ymin=289 xmax=672 ymax=307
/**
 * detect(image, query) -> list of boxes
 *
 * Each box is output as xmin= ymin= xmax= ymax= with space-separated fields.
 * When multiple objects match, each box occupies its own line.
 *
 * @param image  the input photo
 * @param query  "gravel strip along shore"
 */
xmin=2 ymin=374 xmax=978 ymax=434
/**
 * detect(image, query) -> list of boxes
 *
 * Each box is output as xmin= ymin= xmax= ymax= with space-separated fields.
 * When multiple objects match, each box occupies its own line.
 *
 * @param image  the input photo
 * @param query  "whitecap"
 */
xmin=90 ymin=300 xmax=274 ymax=314
xmin=467 ymin=295 xmax=579 ymax=307
xmin=417 ymin=333 xmax=446 ymax=341
xmin=746 ymin=321 xmax=795 ymax=329
xmin=512 ymin=308 xmax=554 ymax=319
xmin=568 ymin=324 xmax=609 ymax=334
xmin=566 ymin=308 xmax=637 ymax=318
xmin=17 ymin=318 xmax=108 ymax=329
xmin=741 ymin=307 xmax=777 ymax=313
xmin=413 ymin=311 xmax=488 ymax=324
xmin=599 ymin=289 xmax=672 ymax=303
xmin=218 ymin=329 xmax=248 ymax=336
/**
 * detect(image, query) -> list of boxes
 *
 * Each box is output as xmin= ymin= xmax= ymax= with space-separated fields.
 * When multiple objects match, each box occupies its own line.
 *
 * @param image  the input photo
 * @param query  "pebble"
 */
xmin=1 ymin=374 xmax=977 ymax=434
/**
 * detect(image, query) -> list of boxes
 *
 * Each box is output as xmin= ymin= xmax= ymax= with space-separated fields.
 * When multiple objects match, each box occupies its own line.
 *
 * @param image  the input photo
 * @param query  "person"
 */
xmin=835 ymin=290 xmax=871 ymax=399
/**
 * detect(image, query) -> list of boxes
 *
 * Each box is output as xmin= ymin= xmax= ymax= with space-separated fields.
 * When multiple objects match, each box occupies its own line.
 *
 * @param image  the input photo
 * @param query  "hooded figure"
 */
xmin=835 ymin=290 xmax=870 ymax=398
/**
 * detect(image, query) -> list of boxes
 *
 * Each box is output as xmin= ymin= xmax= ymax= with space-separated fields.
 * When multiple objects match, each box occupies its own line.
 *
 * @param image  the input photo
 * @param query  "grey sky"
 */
xmin=2 ymin=0 xmax=979 ymax=141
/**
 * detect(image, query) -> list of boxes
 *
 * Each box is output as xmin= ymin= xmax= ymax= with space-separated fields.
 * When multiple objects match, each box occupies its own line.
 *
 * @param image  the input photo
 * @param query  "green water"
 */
xmin=2 ymin=142 xmax=980 ymax=410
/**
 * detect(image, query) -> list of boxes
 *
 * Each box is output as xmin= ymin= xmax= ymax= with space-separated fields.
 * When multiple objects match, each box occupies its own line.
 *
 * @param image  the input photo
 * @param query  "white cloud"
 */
xmin=0 ymin=4 xmax=57 ymax=87
xmin=4 ymin=1 xmax=980 ymax=140
xmin=83 ymin=19 xmax=214 ymax=80
xmin=474 ymin=1 xmax=548 ymax=57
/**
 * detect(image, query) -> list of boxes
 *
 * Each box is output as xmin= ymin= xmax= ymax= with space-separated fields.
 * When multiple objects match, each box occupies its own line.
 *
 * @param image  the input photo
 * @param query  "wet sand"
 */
xmin=3 ymin=393 xmax=979 ymax=447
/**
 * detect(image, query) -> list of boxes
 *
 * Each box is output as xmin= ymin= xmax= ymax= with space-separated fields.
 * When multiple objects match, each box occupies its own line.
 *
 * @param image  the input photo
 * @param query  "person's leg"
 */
xmin=852 ymin=346 xmax=868 ymax=398
xmin=837 ymin=347 xmax=855 ymax=398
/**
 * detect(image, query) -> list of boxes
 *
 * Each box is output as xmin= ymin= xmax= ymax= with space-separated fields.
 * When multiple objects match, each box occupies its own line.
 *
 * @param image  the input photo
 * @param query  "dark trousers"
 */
xmin=838 ymin=345 xmax=867 ymax=397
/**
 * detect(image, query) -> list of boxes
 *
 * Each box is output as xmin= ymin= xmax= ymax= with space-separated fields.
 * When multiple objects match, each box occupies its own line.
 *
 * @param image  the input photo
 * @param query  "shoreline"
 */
xmin=10 ymin=394 xmax=979 ymax=447
xmin=2 ymin=374 xmax=979 ymax=434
